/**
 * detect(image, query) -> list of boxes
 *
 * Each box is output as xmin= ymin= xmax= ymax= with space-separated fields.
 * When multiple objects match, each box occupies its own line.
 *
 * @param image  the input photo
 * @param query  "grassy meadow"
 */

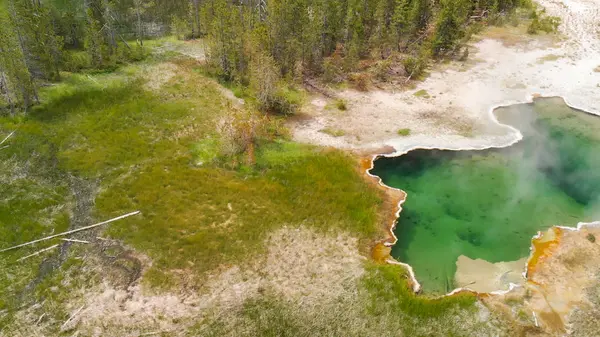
xmin=0 ymin=41 xmax=508 ymax=335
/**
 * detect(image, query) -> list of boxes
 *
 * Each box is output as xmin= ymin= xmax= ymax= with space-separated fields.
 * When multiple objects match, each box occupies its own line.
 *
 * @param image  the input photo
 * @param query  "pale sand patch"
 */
xmin=52 ymin=226 xmax=364 ymax=335
xmin=143 ymin=62 xmax=178 ymax=91
xmin=455 ymin=255 xmax=527 ymax=293
xmin=153 ymin=39 xmax=206 ymax=61
xmin=262 ymin=226 xmax=365 ymax=304
xmin=291 ymin=0 xmax=600 ymax=155
xmin=524 ymin=224 xmax=600 ymax=334
xmin=484 ymin=224 xmax=600 ymax=335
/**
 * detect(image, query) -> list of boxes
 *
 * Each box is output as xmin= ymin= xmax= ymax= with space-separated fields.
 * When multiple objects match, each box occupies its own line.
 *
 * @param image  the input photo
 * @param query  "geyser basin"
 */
xmin=370 ymin=98 xmax=600 ymax=294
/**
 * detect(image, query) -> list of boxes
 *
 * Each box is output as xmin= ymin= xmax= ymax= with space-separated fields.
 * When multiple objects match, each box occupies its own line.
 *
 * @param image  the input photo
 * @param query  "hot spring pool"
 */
xmin=370 ymin=98 xmax=600 ymax=293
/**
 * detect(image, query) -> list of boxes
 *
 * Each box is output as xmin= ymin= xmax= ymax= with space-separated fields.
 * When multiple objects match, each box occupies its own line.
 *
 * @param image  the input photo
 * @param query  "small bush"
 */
xmin=371 ymin=59 xmax=392 ymax=81
xmin=528 ymin=10 xmax=560 ymax=34
xmin=270 ymin=87 xmax=303 ymax=115
xmin=250 ymin=52 xmax=301 ymax=115
xmin=170 ymin=15 xmax=190 ymax=40
xmin=349 ymin=73 xmax=370 ymax=92
xmin=587 ymin=233 xmax=596 ymax=243
xmin=231 ymin=86 xmax=246 ymax=99
xmin=403 ymin=56 xmax=428 ymax=80
xmin=322 ymin=58 xmax=344 ymax=83
xmin=397 ymin=128 xmax=411 ymax=136
xmin=62 ymin=51 xmax=92 ymax=72
xmin=335 ymin=99 xmax=347 ymax=111
xmin=122 ymin=44 xmax=148 ymax=62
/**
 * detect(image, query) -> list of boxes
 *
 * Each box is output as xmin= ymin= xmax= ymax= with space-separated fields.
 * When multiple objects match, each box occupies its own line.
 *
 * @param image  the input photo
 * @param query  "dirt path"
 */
xmin=291 ymin=0 xmax=600 ymax=155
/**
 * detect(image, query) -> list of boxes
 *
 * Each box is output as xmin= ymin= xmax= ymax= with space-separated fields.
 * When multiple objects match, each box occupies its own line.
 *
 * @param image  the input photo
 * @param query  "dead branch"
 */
xmin=61 ymin=305 xmax=85 ymax=330
xmin=405 ymin=68 xmax=416 ymax=83
xmin=0 ymin=145 xmax=8 ymax=150
xmin=0 ymin=131 xmax=15 ymax=146
xmin=118 ymin=34 xmax=132 ymax=50
xmin=0 ymin=211 xmax=140 ymax=253
xmin=36 ymin=313 xmax=46 ymax=325
xmin=61 ymin=238 xmax=90 ymax=244
xmin=140 ymin=330 xmax=174 ymax=336
xmin=17 ymin=244 xmax=59 ymax=262
xmin=303 ymin=79 xmax=335 ymax=98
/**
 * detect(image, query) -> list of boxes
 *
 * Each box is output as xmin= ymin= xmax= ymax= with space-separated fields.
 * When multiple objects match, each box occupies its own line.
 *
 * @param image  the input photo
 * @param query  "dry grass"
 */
xmin=320 ymin=128 xmax=346 ymax=137
xmin=477 ymin=25 xmax=532 ymax=47
xmin=536 ymin=54 xmax=563 ymax=64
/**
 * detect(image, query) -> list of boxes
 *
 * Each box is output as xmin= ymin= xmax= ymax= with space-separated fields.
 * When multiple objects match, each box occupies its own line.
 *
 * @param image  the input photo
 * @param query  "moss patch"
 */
xmin=320 ymin=128 xmax=346 ymax=137
xmin=413 ymin=89 xmax=430 ymax=98
xmin=397 ymin=128 xmax=411 ymax=136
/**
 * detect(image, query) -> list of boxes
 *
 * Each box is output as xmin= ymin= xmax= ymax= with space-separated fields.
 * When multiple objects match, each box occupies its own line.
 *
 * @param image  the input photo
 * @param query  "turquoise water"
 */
xmin=370 ymin=98 xmax=600 ymax=293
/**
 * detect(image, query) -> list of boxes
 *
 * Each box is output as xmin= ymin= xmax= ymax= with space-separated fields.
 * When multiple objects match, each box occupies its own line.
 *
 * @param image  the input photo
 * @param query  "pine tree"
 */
xmin=0 ymin=14 xmax=37 ymax=114
xmin=9 ymin=0 xmax=63 ymax=81
xmin=432 ymin=0 xmax=468 ymax=56
xmin=85 ymin=0 xmax=114 ymax=68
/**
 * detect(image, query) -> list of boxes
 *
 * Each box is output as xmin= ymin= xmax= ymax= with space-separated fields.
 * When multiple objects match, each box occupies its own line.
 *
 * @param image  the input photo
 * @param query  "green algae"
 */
xmin=370 ymin=98 xmax=600 ymax=293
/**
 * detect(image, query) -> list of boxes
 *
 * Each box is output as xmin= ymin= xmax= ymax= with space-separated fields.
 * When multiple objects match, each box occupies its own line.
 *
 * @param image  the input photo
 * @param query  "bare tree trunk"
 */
xmin=0 ymin=71 xmax=15 ymax=116
xmin=136 ymin=1 xmax=144 ymax=46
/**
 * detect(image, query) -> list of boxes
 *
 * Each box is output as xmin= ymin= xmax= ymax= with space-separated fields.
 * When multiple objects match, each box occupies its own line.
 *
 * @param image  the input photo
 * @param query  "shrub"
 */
xmin=218 ymin=110 xmax=271 ymax=165
xmin=403 ymin=56 xmax=427 ymax=80
xmin=528 ymin=10 xmax=560 ymax=34
xmin=335 ymin=99 xmax=347 ymax=111
xmin=62 ymin=51 xmax=92 ymax=72
xmin=322 ymin=58 xmax=344 ymax=83
xmin=250 ymin=52 xmax=282 ymax=113
xmin=270 ymin=86 xmax=303 ymax=115
xmin=122 ymin=44 xmax=148 ymax=62
xmin=349 ymin=73 xmax=370 ymax=92
xmin=170 ymin=15 xmax=190 ymax=40
xmin=371 ymin=59 xmax=392 ymax=81
xmin=587 ymin=233 xmax=596 ymax=243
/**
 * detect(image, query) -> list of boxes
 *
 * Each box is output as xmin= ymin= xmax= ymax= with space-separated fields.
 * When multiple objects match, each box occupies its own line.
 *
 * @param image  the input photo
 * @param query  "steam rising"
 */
xmin=371 ymin=97 xmax=600 ymax=293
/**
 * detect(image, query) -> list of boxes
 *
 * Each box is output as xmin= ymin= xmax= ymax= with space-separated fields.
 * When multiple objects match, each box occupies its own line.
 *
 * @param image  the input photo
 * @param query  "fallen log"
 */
xmin=0 ymin=131 xmax=15 ymax=146
xmin=61 ymin=305 xmax=85 ymax=330
xmin=0 ymin=211 xmax=140 ymax=253
xmin=61 ymin=238 xmax=90 ymax=244
xmin=17 ymin=244 xmax=59 ymax=262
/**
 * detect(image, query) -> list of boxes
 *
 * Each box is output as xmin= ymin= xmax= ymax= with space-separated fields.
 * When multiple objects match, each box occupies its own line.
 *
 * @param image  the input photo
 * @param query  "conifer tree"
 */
xmin=9 ymin=0 xmax=63 ymax=81
xmin=0 ymin=14 xmax=37 ymax=114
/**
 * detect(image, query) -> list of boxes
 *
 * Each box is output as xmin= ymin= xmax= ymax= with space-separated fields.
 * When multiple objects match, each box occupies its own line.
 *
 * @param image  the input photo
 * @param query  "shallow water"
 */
xmin=370 ymin=98 xmax=600 ymax=293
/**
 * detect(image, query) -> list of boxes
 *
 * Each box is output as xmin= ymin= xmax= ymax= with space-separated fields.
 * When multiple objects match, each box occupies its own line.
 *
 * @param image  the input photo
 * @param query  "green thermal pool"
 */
xmin=370 ymin=98 xmax=600 ymax=293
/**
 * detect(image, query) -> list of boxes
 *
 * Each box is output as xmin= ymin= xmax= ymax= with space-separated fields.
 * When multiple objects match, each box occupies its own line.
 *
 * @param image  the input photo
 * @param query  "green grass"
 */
xmin=0 ymin=48 xmax=498 ymax=335
xmin=397 ymin=128 xmax=411 ymax=136
xmin=97 ymin=144 xmax=382 ymax=287
xmin=335 ymin=99 xmax=347 ymax=111
xmin=190 ymin=263 xmax=502 ymax=337
xmin=1 ymin=56 xmax=384 ymax=295
xmin=413 ymin=89 xmax=430 ymax=98
xmin=0 ymin=58 xmax=231 ymax=324
xmin=363 ymin=263 xmax=476 ymax=318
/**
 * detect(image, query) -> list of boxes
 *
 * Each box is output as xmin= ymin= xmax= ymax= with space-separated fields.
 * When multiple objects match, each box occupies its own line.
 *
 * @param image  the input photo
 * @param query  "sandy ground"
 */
xmin=291 ymin=0 xmax=600 ymax=154
xmin=291 ymin=0 xmax=600 ymax=297
xmin=26 ymin=227 xmax=365 ymax=336
xmin=455 ymin=256 xmax=528 ymax=293
xmin=484 ymin=223 xmax=600 ymax=334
